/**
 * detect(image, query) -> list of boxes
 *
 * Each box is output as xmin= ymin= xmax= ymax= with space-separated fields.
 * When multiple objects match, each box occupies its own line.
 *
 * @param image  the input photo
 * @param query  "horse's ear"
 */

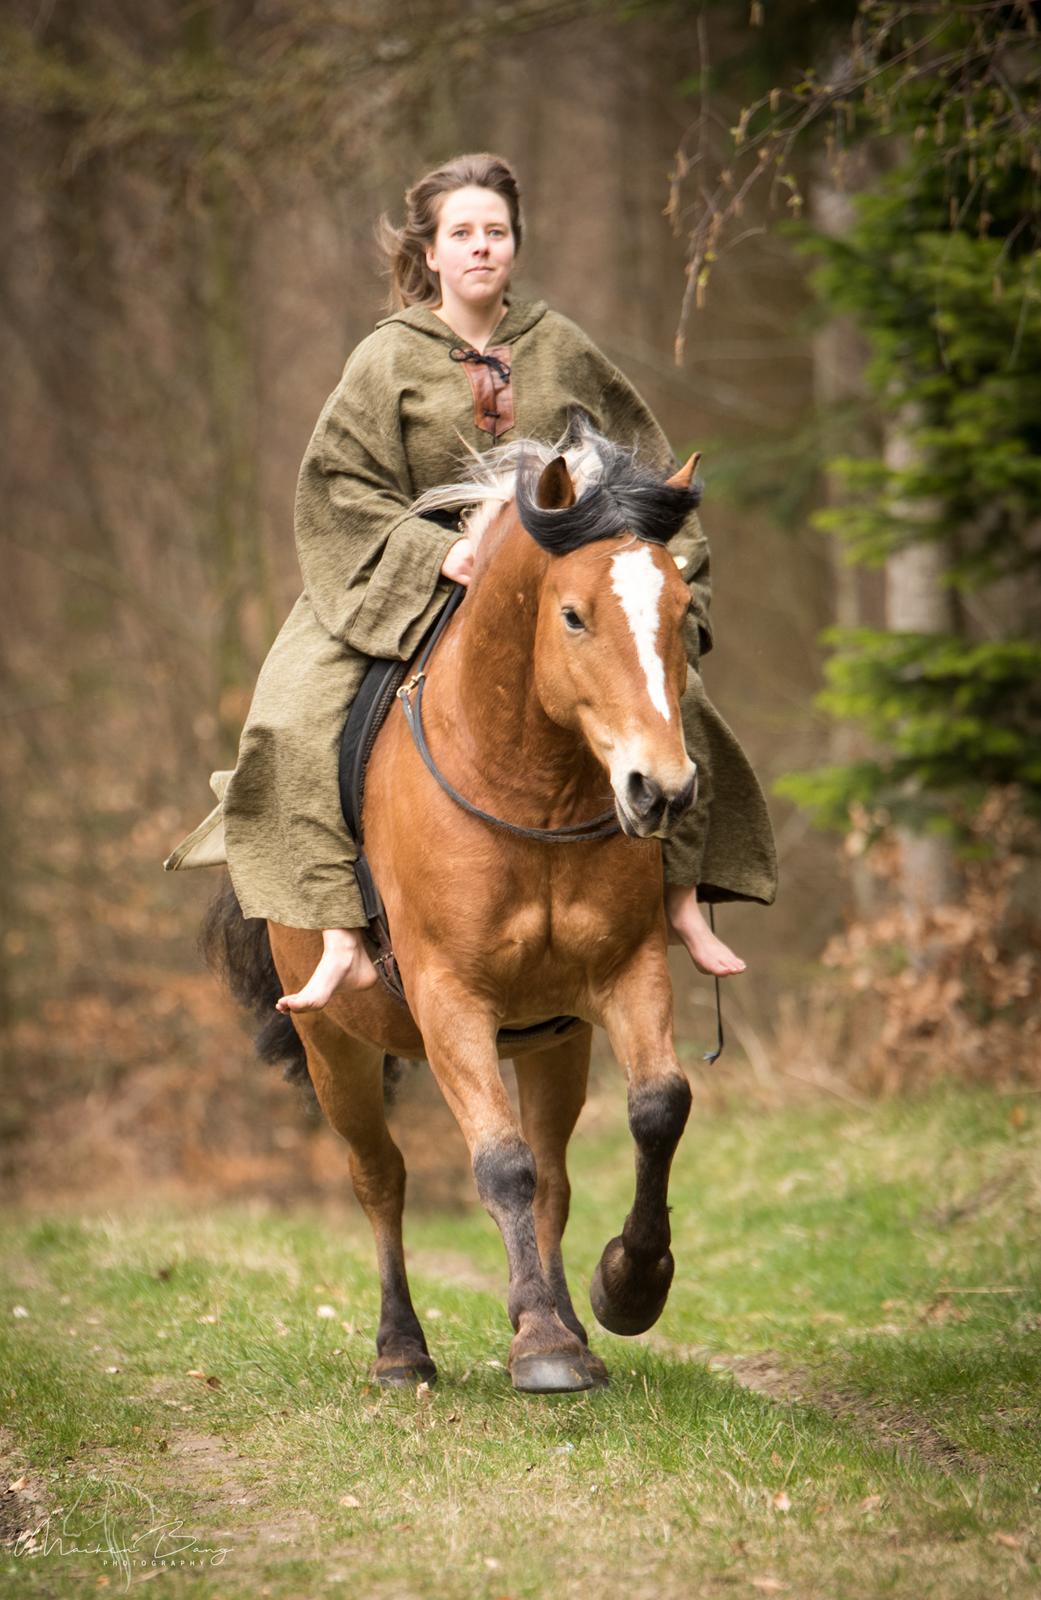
xmin=536 ymin=455 xmax=577 ymax=511
xmin=666 ymin=451 xmax=702 ymax=490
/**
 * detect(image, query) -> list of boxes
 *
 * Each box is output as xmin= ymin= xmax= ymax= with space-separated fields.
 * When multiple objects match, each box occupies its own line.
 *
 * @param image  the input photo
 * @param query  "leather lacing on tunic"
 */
xmin=450 ymin=346 xmax=514 ymax=440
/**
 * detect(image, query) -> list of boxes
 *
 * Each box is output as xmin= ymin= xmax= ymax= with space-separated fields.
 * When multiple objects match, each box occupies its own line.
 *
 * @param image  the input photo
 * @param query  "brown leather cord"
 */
xmin=450 ymin=345 xmax=515 ymax=437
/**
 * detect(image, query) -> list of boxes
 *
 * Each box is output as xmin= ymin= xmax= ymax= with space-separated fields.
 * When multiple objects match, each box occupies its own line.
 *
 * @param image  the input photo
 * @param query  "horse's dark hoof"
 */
xmin=589 ymin=1236 xmax=674 ymax=1336
xmin=511 ymin=1352 xmax=595 ymax=1394
xmin=371 ymin=1352 xmax=437 ymax=1388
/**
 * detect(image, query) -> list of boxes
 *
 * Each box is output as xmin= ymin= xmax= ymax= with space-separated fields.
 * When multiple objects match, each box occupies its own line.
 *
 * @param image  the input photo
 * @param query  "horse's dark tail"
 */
xmin=200 ymin=877 xmax=312 ymax=1095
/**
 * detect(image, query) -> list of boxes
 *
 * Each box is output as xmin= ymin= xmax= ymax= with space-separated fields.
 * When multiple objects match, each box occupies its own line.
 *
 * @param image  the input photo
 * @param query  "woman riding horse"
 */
xmin=206 ymin=424 xmax=769 ymax=1393
xmin=167 ymin=151 xmax=778 ymax=1394
xmin=166 ymin=151 xmax=775 ymax=1002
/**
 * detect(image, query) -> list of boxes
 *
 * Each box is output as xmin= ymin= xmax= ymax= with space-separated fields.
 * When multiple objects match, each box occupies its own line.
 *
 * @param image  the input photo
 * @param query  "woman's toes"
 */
xmin=688 ymin=937 xmax=746 ymax=977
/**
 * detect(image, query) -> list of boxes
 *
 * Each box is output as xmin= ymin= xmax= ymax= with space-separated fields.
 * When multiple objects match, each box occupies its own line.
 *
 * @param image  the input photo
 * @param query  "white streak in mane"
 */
xmin=410 ymin=433 xmax=604 ymax=547
xmin=610 ymin=546 xmax=669 ymax=722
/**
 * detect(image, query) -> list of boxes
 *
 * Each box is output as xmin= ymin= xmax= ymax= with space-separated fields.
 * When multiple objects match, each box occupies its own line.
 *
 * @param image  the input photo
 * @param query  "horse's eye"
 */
xmin=562 ymin=607 xmax=585 ymax=633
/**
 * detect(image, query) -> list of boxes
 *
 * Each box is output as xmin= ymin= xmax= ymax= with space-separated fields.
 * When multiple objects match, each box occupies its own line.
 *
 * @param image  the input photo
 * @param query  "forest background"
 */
xmin=1 ymin=0 xmax=1038 ymax=1208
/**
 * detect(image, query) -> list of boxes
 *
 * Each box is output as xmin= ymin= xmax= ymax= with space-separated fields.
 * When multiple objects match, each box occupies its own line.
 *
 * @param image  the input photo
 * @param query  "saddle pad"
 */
xmin=338 ymin=655 xmax=408 ymax=844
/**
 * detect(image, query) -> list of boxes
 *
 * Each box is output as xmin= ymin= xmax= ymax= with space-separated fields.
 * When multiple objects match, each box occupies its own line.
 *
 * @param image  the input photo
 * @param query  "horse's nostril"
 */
xmin=627 ymin=771 xmax=665 ymax=820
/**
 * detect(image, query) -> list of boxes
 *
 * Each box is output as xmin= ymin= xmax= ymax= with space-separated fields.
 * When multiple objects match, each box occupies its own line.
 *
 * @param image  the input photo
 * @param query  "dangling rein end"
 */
xmin=703 ymin=903 xmax=725 ymax=1064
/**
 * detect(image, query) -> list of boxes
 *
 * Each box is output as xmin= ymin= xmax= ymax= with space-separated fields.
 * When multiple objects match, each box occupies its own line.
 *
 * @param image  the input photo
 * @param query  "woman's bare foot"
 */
xmin=665 ymin=885 xmax=746 ymax=977
xmin=276 ymin=927 xmax=378 ymax=1012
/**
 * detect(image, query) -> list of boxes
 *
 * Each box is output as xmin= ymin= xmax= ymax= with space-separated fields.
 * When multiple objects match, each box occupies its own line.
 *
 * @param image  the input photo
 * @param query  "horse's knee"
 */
xmin=473 ymin=1137 xmax=537 ymax=1218
xmin=628 ymin=1075 xmax=692 ymax=1155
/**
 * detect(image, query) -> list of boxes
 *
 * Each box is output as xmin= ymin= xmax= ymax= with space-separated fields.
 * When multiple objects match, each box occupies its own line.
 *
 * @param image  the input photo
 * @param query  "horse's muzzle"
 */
xmin=618 ymin=766 xmax=698 ymax=839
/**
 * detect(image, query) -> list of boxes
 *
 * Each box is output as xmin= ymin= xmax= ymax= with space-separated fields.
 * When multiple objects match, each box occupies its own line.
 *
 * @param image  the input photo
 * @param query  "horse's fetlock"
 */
xmin=628 ymin=1075 xmax=691 ymax=1153
xmin=620 ymin=1222 xmax=671 ymax=1265
xmin=473 ymin=1137 xmax=537 ymax=1214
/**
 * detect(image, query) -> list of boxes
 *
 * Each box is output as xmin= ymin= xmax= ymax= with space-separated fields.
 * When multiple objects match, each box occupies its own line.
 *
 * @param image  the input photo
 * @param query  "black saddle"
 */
xmin=337 ymin=582 xmax=457 ymax=1002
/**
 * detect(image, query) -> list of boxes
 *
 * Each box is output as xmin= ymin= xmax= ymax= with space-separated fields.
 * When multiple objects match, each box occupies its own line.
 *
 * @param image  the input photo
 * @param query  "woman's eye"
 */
xmin=562 ymin=608 xmax=585 ymax=633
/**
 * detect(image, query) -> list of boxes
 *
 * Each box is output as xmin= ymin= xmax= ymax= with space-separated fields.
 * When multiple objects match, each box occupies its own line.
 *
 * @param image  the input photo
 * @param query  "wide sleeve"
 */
xmin=591 ymin=350 xmax=714 ymax=665
xmin=294 ymin=335 xmax=462 ymax=660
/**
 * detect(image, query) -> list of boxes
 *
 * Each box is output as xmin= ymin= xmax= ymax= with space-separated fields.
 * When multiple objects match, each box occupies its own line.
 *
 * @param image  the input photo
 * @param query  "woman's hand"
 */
xmin=440 ymin=536 xmax=476 ymax=586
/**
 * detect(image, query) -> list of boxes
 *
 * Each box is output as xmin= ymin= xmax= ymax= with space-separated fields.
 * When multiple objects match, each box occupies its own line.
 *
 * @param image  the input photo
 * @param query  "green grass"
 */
xmin=2 ymin=1085 xmax=1039 ymax=1597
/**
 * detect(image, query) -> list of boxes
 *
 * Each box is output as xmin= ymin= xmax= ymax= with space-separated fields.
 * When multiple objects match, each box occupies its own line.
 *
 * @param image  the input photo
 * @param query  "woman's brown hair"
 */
xmin=378 ymin=153 xmax=523 ymax=310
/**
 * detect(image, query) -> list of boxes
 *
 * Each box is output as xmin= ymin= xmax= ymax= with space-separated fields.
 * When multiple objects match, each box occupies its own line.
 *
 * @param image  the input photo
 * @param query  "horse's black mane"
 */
xmin=515 ymin=434 xmax=701 ymax=556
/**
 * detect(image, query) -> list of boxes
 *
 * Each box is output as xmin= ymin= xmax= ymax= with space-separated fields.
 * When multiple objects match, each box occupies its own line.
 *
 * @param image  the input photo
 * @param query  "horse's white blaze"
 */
xmin=610 ymin=546 xmax=670 ymax=722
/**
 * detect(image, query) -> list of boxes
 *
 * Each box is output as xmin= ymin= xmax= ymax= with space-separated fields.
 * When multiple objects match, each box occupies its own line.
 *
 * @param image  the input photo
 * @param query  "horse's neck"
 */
xmin=440 ymin=518 xmax=602 ymax=812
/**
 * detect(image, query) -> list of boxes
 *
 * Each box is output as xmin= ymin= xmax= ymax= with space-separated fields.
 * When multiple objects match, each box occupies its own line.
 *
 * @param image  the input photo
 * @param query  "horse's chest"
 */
xmin=482 ymin=880 xmax=644 ymax=1003
xmin=495 ymin=899 xmax=611 ymax=965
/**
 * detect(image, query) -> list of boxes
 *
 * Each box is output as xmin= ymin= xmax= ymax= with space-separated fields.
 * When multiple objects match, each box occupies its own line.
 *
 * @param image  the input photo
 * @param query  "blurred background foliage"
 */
xmin=1 ymin=0 xmax=1037 ymax=1207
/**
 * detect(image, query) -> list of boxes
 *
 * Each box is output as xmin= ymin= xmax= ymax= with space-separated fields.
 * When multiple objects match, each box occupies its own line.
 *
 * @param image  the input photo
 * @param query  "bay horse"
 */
xmin=210 ymin=423 xmax=703 ymax=1394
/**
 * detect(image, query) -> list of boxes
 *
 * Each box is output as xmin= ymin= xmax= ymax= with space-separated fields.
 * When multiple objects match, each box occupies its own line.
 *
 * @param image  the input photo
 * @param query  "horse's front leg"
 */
xmin=591 ymin=944 xmax=692 ymax=1336
xmin=514 ymin=1028 xmax=608 ymax=1387
xmin=412 ymin=972 xmax=597 ymax=1394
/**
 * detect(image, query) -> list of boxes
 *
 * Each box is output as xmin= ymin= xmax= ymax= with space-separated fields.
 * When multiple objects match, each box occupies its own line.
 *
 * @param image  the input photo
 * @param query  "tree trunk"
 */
xmin=883 ymin=415 xmax=960 ymax=911
xmin=810 ymin=165 xmax=875 ymax=915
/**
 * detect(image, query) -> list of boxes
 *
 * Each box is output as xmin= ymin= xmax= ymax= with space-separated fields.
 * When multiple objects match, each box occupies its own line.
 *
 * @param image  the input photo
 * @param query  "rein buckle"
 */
xmin=396 ymin=671 xmax=425 ymax=704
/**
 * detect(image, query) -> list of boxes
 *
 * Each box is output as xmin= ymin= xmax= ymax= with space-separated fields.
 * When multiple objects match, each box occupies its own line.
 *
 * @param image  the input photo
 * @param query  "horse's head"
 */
xmin=516 ymin=437 xmax=701 ymax=840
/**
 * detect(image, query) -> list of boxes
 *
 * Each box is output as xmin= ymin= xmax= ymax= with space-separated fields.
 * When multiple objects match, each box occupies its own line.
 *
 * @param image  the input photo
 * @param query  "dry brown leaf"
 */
xmin=859 ymin=1494 xmax=883 ymax=1513
xmin=993 ymin=1532 xmax=1023 ymax=1550
xmin=772 ymin=1490 xmax=792 ymax=1512
xmin=750 ymin=1580 xmax=787 ymax=1594
xmin=339 ymin=1494 xmax=361 ymax=1509
xmin=8 ymin=1476 xmax=28 ymax=1492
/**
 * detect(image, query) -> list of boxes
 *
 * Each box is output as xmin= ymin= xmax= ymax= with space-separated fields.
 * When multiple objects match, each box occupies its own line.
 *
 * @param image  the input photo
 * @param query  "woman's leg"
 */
xmin=665 ymin=884 xmax=745 ymax=977
xmin=660 ymin=667 xmax=778 ymax=976
xmin=276 ymin=927 xmax=377 ymax=1012
xmin=222 ymin=595 xmax=379 ymax=1010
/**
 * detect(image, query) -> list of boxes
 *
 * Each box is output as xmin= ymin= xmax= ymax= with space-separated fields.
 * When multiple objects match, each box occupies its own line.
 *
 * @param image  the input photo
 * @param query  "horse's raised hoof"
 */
xmin=371 ymin=1351 xmax=438 ymax=1388
xmin=511 ymin=1352 xmax=596 ymax=1394
xmin=589 ymin=1235 xmax=675 ymax=1337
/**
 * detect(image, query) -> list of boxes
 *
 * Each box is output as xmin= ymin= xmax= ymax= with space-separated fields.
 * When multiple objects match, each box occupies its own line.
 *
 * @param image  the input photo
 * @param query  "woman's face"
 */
xmin=425 ymin=186 xmax=516 ymax=310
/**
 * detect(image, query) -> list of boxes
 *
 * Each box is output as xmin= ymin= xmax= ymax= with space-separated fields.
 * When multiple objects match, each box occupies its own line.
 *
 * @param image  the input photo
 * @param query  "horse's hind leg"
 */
xmin=514 ymin=1029 xmax=608 ymax=1387
xmin=292 ymin=1012 xmax=436 ymax=1387
xmin=591 ymin=949 xmax=692 ymax=1337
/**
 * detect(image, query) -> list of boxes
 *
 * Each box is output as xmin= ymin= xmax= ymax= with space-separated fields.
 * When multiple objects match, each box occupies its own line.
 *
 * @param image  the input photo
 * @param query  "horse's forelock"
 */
xmin=515 ymin=436 xmax=701 ymax=555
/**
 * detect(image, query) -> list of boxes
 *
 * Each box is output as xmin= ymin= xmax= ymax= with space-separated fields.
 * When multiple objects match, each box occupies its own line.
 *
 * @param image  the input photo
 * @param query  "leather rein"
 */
xmin=396 ymin=583 xmax=622 ymax=845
